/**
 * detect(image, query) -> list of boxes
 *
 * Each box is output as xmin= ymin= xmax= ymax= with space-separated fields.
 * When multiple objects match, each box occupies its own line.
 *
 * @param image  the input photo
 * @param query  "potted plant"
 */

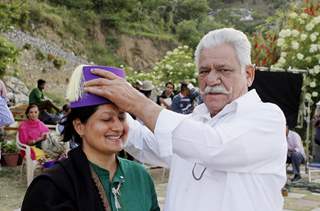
xmin=1 ymin=140 xmax=19 ymax=167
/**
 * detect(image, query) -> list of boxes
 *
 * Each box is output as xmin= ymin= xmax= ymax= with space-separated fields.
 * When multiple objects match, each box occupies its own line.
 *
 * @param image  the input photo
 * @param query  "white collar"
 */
xmin=192 ymin=89 xmax=261 ymax=120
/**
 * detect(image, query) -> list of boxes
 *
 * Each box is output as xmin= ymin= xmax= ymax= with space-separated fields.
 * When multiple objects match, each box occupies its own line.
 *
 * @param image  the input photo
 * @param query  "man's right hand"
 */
xmin=84 ymin=69 xmax=162 ymax=131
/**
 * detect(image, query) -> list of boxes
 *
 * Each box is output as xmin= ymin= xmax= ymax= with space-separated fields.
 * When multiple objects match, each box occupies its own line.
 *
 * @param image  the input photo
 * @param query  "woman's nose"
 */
xmin=112 ymin=118 xmax=124 ymax=131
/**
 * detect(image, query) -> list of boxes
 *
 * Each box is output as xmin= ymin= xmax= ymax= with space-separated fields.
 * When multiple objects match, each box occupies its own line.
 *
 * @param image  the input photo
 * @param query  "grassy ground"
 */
xmin=1 ymin=165 xmax=320 ymax=211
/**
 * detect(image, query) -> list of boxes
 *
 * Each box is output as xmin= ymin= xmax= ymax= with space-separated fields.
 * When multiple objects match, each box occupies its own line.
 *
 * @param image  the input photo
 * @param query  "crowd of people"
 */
xmin=0 ymin=27 xmax=318 ymax=211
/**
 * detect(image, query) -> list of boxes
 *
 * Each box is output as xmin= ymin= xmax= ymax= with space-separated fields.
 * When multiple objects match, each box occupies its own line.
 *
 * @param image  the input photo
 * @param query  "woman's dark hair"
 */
xmin=62 ymin=105 xmax=99 ymax=145
xmin=25 ymin=104 xmax=39 ymax=119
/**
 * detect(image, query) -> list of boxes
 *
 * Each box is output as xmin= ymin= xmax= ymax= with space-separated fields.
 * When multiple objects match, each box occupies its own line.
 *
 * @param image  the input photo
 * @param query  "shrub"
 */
xmin=53 ymin=57 xmax=66 ymax=69
xmin=35 ymin=49 xmax=45 ymax=60
xmin=0 ymin=36 xmax=19 ymax=78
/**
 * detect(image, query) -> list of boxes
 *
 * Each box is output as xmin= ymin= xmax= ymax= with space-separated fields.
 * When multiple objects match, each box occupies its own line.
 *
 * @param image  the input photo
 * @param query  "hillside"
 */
xmin=0 ymin=0 xmax=294 ymax=104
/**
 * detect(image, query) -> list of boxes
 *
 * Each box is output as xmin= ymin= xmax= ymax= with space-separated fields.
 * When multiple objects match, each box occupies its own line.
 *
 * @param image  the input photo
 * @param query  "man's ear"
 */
xmin=73 ymin=118 xmax=85 ymax=137
xmin=245 ymin=65 xmax=255 ymax=87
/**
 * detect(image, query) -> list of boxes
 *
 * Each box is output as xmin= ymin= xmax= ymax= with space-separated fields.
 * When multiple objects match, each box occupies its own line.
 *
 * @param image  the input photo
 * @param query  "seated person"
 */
xmin=156 ymin=82 xmax=175 ymax=109
xmin=286 ymin=126 xmax=306 ymax=182
xmin=21 ymin=65 xmax=160 ymax=211
xmin=18 ymin=104 xmax=48 ymax=160
xmin=29 ymin=79 xmax=60 ymax=124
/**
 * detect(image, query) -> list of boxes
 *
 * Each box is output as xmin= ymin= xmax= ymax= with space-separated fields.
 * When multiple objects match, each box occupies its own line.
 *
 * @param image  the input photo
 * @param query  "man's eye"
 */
xmin=199 ymin=70 xmax=210 ymax=75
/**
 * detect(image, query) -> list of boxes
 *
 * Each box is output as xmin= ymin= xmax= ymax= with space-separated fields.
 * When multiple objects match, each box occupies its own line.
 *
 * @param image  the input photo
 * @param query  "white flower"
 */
xmin=291 ymin=41 xmax=299 ymax=49
xmin=306 ymin=23 xmax=315 ymax=31
xmin=277 ymin=38 xmax=285 ymax=47
xmin=297 ymin=53 xmax=304 ymax=60
xmin=310 ymin=81 xmax=317 ymax=88
xmin=289 ymin=12 xmax=298 ymax=18
xmin=279 ymin=29 xmax=291 ymax=38
xmin=306 ymin=57 xmax=312 ymax=63
xmin=301 ymin=13 xmax=308 ymax=19
xmin=314 ymin=16 xmax=320 ymax=24
xmin=314 ymin=65 xmax=320 ymax=74
xmin=298 ymin=18 xmax=305 ymax=25
xmin=312 ymin=92 xmax=318 ymax=97
xmin=310 ymin=33 xmax=318 ymax=42
xmin=165 ymin=64 xmax=173 ymax=70
xmin=281 ymin=52 xmax=287 ymax=57
xmin=305 ymin=93 xmax=312 ymax=101
xmin=291 ymin=30 xmax=299 ymax=37
xmin=310 ymin=44 xmax=318 ymax=53
xmin=309 ymin=69 xmax=315 ymax=75
xmin=278 ymin=57 xmax=286 ymax=65
xmin=300 ymin=33 xmax=308 ymax=41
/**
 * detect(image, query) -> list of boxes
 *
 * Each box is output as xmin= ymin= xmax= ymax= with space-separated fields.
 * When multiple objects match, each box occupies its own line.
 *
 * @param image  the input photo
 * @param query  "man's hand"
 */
xmin=84 ymin=69 xmax=163 ymax=131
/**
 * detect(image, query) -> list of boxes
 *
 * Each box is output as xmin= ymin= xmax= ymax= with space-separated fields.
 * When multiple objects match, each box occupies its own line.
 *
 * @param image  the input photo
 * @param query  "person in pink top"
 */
xmin=18 ymin=104 xmax=49 ymax=160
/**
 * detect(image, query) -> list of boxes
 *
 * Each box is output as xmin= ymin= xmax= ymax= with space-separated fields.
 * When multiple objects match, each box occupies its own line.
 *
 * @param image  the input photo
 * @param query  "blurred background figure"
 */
xmin=156 ymin=82 xmax=175 ymax=109
xmin=171 ymin=81 xmax=200 ymax=114
xmin=18 ymin=104 xmax=48 ymax=161
xmin=314 ymin=101 xmax=320 ymax=146
xmin=286 ymin=126 xmax=306 ymax=182
xmin=29 ymin=79 xmax=61 ymax=124
xmin=139 ymin=80 xmax=154 ymax=99
xmin=0 ymin=79 xmax=14 ymax=142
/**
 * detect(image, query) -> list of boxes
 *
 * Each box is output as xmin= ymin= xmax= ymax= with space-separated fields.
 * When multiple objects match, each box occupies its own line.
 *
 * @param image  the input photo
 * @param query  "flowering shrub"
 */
xmin=274 ymin=1 xmax=320 ymax=103
xmin=125 ymin=45 xmax=197 ymax=88
xmin=251 ymin=31 xmax=279 ymax=67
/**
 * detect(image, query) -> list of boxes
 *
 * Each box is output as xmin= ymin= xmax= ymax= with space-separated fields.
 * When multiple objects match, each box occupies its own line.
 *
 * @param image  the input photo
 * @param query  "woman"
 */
xmin=156 ymin=82 xmax=174 ymax=109
xmin=18 ymin=104 xmax=48 ymax=160
xmin=21 ymin=65 xmax=160 ymax=211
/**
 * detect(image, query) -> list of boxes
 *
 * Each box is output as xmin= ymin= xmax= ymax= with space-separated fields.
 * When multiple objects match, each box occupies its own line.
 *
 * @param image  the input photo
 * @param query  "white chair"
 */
xmin=16 ymin=132 xmax=40 ymax=186
xmin=307 ymin=162 xmax=320 ymax=182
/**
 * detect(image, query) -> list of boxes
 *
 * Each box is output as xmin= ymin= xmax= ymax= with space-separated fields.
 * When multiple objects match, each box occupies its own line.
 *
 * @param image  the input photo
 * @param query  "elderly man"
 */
xmin=85 ymin=28 xmax=287 ymax=211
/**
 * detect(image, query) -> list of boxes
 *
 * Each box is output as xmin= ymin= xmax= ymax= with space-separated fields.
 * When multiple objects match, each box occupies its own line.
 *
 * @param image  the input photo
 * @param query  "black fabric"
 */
xmin=250 ymin=70 xmax=303 ymax=129
xmin=21 ymin=147 xmax=105 ymax=211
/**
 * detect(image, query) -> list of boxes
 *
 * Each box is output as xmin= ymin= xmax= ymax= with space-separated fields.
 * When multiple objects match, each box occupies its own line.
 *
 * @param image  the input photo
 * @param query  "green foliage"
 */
xmin=126 ymin=46 xmax=196 ymax=88
xmin=173 ymin=0 xmax=209 ymax=24
xmin=53 ymin=57 xmax=66 ymax=69
xmin=35 ymin=49 xmax=45 ymax=60
xmin=0 ymin=36 xmax=19 ymax=78
xmin=274 ymin=1 xmax=320 ymax=104
xmin=0 ymin=1 xmax=29 ymax=32
xmin=176 ymin=20 xmax=201 ymax=49
xmin=1 ymin=141 xmax=18 ymax=153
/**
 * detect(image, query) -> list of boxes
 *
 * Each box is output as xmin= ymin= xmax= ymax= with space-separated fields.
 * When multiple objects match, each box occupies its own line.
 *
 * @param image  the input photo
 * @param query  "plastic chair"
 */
xmin=308 ymin=162 xmax=320 ymax=182
xmin=16 ymin=132 xmax=40 ymax=186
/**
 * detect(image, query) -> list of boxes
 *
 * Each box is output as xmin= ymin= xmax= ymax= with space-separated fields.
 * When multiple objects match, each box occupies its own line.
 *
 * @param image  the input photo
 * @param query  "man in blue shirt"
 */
xmin=171 ymin=82 xmax=200 ymax=114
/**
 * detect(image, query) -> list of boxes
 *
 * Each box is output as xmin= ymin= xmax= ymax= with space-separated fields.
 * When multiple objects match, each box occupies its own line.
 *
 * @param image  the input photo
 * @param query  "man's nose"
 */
xmin=206 ymin=70 xmax=221 ymax=86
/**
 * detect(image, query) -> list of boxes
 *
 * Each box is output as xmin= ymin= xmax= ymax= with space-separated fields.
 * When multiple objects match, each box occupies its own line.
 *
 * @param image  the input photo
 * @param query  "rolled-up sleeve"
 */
xmin=125 ymin=110 xmax=186 ymax=168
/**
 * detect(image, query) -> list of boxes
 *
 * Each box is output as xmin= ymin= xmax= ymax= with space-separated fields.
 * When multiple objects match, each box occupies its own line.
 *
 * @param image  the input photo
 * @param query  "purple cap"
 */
xmin=70 ymin=65 xmax=125 ymax=108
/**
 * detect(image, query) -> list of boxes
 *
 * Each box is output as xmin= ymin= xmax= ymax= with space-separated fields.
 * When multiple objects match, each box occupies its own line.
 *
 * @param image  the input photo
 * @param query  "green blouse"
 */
xmin=90 ymin=158 xmax=160 ymax=211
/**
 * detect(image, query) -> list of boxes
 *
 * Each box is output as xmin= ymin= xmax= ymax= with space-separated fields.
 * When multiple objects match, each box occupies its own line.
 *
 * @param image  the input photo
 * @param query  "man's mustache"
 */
xmin=203 ymin=85 xmax=231 ymax=95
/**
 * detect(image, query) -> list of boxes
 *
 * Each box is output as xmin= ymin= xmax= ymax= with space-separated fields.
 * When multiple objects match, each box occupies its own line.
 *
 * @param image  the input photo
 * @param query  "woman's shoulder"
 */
xmin=118 ymin=158 xmax=150 ymax=175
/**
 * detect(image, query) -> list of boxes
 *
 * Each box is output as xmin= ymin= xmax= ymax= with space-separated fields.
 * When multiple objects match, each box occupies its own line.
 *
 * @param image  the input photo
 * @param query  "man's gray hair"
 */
xmin=194 ymin=28 xmax=252 ymax=71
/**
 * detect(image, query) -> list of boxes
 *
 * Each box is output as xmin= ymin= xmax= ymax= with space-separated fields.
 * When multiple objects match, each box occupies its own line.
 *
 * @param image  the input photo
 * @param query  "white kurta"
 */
xmin=125 ymin=89 xmax=287 ymax=211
